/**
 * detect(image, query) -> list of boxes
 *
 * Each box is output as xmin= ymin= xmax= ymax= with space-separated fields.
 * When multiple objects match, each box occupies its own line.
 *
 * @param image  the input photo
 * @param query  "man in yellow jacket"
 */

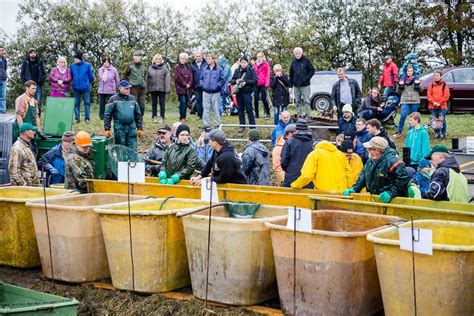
xmin=291 ymin=140 xmax=352 ymax=191
xmin=340 ymin=140 xmax=363 ymax=187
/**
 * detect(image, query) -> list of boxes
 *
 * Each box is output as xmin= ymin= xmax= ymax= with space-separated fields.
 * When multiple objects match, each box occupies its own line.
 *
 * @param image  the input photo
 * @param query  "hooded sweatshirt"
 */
xmin=280 ymin=132 xmax=315 ymax=188
xmin=405 ymin=125 xmax=430 ymax=165
xmin=242 ymin=141 xmax=271 ymax=186
xmin=201 ymin=142 xmax=247 ymax=184
xmin=291 ymin=141 xmax=352 ymax=191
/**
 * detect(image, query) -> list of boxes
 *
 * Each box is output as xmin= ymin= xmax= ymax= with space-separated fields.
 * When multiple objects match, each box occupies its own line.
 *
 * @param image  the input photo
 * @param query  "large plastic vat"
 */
xmin=0 ymin=186 xmax=77 ymax=268
xmin=180 ymin=204 xmax=288 ymax=305
xmin=367 ymin=220 xmax=474 ymax=316
xmin=265 ymin=210 xmax=401 ymax=315
xmin=0 ymin=282 xmax=79 ymax=315
xmin=95 ymin=198 xmax=209 ymax=293
xmin=311 ymin=196 xmax=474 ymax=222
xmin=27 ymin=193 xmax=145 ymax=283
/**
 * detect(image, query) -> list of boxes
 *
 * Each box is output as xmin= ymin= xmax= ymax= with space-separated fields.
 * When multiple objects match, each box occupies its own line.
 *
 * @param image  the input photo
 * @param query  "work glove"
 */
xmin=407 ymin=185 xmax=415 ymax=198
xmin=158 ymin=171 xmax=167 ymax=179
xmin=342 ymin=188 xmax=355 ymax=196
xmin=159 ymin=178 xmax=167 ymax=184
xmin=104 ymin=130 xmax=111 ymax=138
xmin=170 ymin=173 xmax=180 ymax=184
xmin=378 ymin=191 xmax=392 ymax=203
xmin=137 ymin=130 xmax=144 ymax=137
xmin=46 ymin=165 xmax=59 ymax=175
xmin=166 ymin=178 xmax=175 ymax=185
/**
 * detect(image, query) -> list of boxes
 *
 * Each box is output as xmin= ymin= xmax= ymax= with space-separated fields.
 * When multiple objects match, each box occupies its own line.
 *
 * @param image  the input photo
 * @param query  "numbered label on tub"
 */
xmin=286 ymin=208 xmax=312 ymax=233
xmin=118 ymin=162 xmax=145 ymax=184
xmin=201 ymin=179 xmax=219 ymax=202
xmin=399 ymin=227 xmax=433 ymax=255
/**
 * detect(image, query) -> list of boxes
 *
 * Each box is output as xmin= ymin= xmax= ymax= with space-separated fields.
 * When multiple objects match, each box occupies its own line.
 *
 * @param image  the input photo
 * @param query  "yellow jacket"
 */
xmin=348 ymin=153 xmax=363 ymax=187
xmin=291 ymin=141 xmax=352 ymax=191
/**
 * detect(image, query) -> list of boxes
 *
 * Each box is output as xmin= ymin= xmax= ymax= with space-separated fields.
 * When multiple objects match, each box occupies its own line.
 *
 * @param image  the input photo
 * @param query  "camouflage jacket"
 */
xmin=8 ymin=137 xmax=40 ymax=186
xmin=64 ymin=147 xmax=95 ymax=193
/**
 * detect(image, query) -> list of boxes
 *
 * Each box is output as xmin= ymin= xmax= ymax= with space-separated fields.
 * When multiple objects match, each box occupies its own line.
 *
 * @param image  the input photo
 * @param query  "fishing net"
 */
xmin=108 ymin=145 xmax=144 ymax=177
xmin=222 ymin=200 xmax=261 ymax=219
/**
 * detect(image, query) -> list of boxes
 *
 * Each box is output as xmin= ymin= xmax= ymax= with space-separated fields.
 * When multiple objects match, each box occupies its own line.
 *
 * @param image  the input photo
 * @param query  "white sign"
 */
xmin=399 ymin=227 xmax=433 ymax=255
xmin=118 ymin=162 xmax=145 ymax=184
xmin=286 ymin=207 xmax=313 ymax=233
xmin=201 ymin=178 xmax=219 ymax=202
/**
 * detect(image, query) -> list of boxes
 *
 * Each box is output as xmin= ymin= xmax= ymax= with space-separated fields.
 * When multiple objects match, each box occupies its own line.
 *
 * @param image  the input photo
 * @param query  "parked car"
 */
xmin=419 ymin=66 xmax=474 ymax=113
xmin=309 ymin=71 xmax=363 ymax=112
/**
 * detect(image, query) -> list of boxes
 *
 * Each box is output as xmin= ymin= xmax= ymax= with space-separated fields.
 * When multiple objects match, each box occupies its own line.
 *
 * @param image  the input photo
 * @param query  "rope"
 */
xmin=411 ymin=217 xmax=418 ymax=316
xmin=127 ymin=160 xmax=136 ymax=291
xmin=42 ymin=165 xmax=54 ymax=285
xmin=293 ymin=206 xmax=297 ymax=316
xmin=204 ymin=179 xmax=213 ymax=311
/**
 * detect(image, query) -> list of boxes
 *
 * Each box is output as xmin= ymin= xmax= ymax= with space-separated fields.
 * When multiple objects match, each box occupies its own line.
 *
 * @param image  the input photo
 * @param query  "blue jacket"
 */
xmin=271 ymin=119 xmax=293 ymax=147
xmin=192 ymin=59 xmax=208 ymax=89
xmin=38 ymin=144 xmax=66 ymax=186
xmin=218 ymin=56 xmax=232 ymax=85
xmin=356 ymin=127 xmax=372 ymax=143
xmin=70 ymin=61 xmax=94 ymax=92
xmin=0 ymin=56 xmax=7 ymax=81
xmin=412 ymin=171 xmax=430 ymax=194
xmin=200 ymin=65 xmax=225 ymax=94
xmin=338 ymin=116 xmax=357 ymax=135
xmin=405 ymin=126 xmax=430 ymax=165
xmin=194 ymin=140 xmax=213 ymax=170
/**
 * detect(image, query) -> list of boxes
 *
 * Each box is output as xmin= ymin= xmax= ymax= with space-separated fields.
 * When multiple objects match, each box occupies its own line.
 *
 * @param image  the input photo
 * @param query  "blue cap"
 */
xmin=119 ymin=80 xmax=132 ymax=88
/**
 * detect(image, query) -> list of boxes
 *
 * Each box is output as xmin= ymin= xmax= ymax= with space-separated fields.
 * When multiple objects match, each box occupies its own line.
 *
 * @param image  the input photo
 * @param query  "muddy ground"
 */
xmin=0 ymin=266 xmax=273 ymax=315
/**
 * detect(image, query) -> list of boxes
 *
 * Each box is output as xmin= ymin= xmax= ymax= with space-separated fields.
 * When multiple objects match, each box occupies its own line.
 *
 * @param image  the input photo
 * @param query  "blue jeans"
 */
xmin=35 ymin=84 xmax=43 ymax=116
xmin=73 ymin=89 xmax=91 ymax=121
xmin=397 ymin=103 xmax=419 ymax=133
xmin=430 ymin=109 xmax=447 ymax=136
xmin=357 ymin=109 xmax=374 ymax=120
xmin=0 ymin=80 xmax=6 ymax=113
xmin=237 ymin=92 xmax=255 ymax=127
xmin=383 ymin=86 xmax=394 ymax=101
xmin=178 ymin=94 xmax=189 ymax=120
xmin=195 ymin=88 xmax=203 ymax=117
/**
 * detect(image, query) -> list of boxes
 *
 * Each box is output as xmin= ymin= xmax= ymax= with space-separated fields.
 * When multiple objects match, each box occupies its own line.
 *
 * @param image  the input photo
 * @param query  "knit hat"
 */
xmin=342 ymin=104 xmax=353 ymax=114
xmin=344 ymin=130 xmax=356 ymax=140
xmin=209 ymin=129 xmax=226 ymax=145
xmin=418 ymin=158 xmax=431 ymax=169
xmin=248 ymin=129 xmax=260 ymax=141
xmin=363 ymin=136 xmax=388 ymax=150
xmin=133 ymin=50 xmax=144 ymax=57
xmin=240 ymin=55 xmax=249 ymax=62
xmin=28 ymin=48 xmax=36 ymax=54
xmin=176 ymin=124 xmax=190 ymax=137
xmin=296 ymin=121 xmax=308 ymax=132
xmin=340 ymin=140 xmax=354 ymax=153
xmin=62 ymin=131 xmax=75 ymax=143
xmin=73 ymin=51 xmax=83 ymax=60
xmin=19 ymin=122 xmax=37 ymax=133
xmin=284 ymin=124 xmax=296 ymax=134
xmin=424 ymin=145 xmax=450 ymax=160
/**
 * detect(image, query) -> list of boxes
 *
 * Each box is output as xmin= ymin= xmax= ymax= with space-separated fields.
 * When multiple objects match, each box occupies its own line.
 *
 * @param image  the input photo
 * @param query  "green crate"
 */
xmin=43 ymin=98 xmax=74 ymax=137
xmin=0 ymin=283 xmax=79 ymax=315
xmin=37 ymin=137 xmax=62 ymax=162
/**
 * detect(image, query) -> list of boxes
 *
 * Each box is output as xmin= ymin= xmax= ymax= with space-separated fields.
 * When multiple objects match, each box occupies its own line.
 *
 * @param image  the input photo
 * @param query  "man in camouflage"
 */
xmin=104 ymin=80 xmax=144 ymax=151
xmin=65 ymin=131 xmax=95 ymax=193
xmin=8 ymin=123 xmax=40 ymax=186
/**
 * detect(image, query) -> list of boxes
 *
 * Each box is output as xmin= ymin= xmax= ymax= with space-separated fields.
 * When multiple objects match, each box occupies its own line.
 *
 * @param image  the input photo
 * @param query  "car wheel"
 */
xmin=311 ymin=95 xmax=331 ymax=112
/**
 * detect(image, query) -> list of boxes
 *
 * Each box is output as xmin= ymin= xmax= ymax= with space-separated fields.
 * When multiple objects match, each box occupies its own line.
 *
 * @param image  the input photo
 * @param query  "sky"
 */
xmin=0 ymin=0 xmax=204 ymax=37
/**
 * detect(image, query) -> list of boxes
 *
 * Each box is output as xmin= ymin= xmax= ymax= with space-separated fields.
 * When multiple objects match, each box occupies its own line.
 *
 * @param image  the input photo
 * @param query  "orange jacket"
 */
xmin=427 ymin=79 xmax=450 ymax=110
xmin=272 ymin=135 xmax=286 ymax=186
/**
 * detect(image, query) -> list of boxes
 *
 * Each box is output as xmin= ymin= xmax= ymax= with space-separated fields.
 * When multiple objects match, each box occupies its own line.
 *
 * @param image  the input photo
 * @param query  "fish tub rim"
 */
xmin=0 ymin=186 xmax=77 ymax=203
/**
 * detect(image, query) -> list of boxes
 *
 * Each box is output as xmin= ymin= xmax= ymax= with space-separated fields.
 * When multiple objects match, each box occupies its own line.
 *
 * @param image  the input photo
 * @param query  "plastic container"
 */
xmin=95 ymin=198 xmax=209 ymax=293
xmin=311 ymin=196 xmax=474 ymax=222
xmin=265 ymin=210 xmax=402 ymax=315
xmin=0 ymin=186 xmax=77 ymax=268
xmin=0 ymin=114 xmax=15 ymax=185
xmin=180 ymin=204 xmax=288 ymax=305
xmin=0 ymin=282 xmax=79 ymax=315
xmin=367 ymin=220 xmax=474 ymax=316
xmin=27 ymin=193 xmax=145 ymax=283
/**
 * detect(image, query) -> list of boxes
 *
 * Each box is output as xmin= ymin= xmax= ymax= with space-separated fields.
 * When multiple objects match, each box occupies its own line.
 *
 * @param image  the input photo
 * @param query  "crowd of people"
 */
xmin=2 ymin=45 xmax=469 ymax=203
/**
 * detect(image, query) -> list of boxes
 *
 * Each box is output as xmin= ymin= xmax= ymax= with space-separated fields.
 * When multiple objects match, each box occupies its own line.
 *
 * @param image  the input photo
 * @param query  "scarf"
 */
xmin=57 ymin=65 xmax=67 ymax=75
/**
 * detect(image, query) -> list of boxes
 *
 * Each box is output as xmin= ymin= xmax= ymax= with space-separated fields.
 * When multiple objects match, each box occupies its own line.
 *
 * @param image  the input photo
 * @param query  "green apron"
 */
xmin=12 ymin=100 xmax=39 ymax=152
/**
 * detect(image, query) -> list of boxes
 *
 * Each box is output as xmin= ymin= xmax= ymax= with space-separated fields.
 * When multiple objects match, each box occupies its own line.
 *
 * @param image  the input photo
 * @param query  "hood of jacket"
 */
xmin=246 ymin=141 xmax=269 ymax=157
xmin=218 ymin=56 xmax=228 ymax=66
xmin=275 ymin=135 xmax=286 ymax=147
xmin=437 ymin=156 xmax=460 ymax=173
xmin=293 ymin=132 xmax=313 ymax=142
xmin=315 ymin=140 xmax=337 ymax=152
xmin=218 ymin=141 xmax=235 ymax=155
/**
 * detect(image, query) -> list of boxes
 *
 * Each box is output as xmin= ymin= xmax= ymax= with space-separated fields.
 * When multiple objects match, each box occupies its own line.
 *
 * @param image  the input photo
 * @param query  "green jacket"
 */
xmin=125 ymin=62 xmax=146 ymax=88
xmin=104 ymin=94 xmax=143 ymax=131
xmin=352 ymin=148 xmax=409 ymax=197
xmin=160 ymin=142 xmax=197 ymax=180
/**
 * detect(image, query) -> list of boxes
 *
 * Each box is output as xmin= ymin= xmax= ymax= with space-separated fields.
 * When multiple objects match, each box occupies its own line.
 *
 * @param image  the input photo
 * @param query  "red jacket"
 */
xmin=254 ymin=61 xmax=270 ymax=87
xmin=378 ymin=61 xmax=399 ymax=88
xmin=427 ymin=79 xmax=450 ymax=110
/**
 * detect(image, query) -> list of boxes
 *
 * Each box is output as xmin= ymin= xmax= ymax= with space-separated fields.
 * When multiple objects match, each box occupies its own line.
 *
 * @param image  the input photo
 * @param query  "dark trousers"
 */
xmin=99 ymin=93 xmax=113 ymax=120
xmin=195 ymin=88 xmax=203 ymax=117
xmin=178 ymin=94 xmax=189 ymax=120
xmin=130 ymin=86 xmax=146 ymax=117
xmin=254 ymin=85 xmax=270 ymax=118
xmin=237 ymin=92 xmax=255 ymax=127
xmin=150 ymin=91 xmax=166 ymax=119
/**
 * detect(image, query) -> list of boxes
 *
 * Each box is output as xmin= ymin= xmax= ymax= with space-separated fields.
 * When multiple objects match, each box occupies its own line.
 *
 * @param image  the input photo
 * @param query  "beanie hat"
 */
xmin=296 ymin=121 xmax=308 ymax=131
xmin=418 ymin=158 xmax=431 ymax=169
xmin=248 ymin=129 xmax=260 ymax=141
xmin=344 ymin=130 xmax=356 ymax=140
xmin=342 ymin=104 xmax=353 ymax=114
xmin=340 ymin=140 xmax=354 ymax=153
xmin=209 ymin=129 xmax=226 ymax=145
xmin=73 ymin=51 xmax=83 ymax=60
xmin=176 ymin=124 xmax=190 ymax=137
xmin=62 ymin=131 xmax=76 ymax=143
xmin=240 ymin=55 xmax=249 ymax=62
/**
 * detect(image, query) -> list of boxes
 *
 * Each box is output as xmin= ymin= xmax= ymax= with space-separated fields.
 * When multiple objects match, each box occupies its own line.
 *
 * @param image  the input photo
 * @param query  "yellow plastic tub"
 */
xmin=180 ymin=204 xmax=288 ymax=305
xmin=367 ymin=220 xmax=474 ymax=316
xmin=0 ymin=186 xmax=77 ymax=268
xmin=265 ymin=210 xmax=401 ymax=315
xmin=94 ymin=198 xmax=209 ymax=293
xmin=27 ymin=193 xmax=145 ymax=283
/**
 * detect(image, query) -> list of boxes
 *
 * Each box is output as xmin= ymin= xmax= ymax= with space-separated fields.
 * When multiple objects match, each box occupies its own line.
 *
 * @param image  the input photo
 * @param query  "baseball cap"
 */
xmin=425 ymin=145 xmax=450 ymax=160
xmin=119 ymin=80 xmax=132 ymax=88
xmin=19 ymin=123 xmax=38 ymax=133
xmin=363 ymin=136 xmax=388 ymax=150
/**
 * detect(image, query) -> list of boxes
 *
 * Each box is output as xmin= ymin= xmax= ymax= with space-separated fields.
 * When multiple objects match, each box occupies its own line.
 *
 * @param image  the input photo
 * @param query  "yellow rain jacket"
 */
xmin=291 ymin=141 xmax=352 ymax=191
xmin=348 ymin=153 xmax=364 ymax=187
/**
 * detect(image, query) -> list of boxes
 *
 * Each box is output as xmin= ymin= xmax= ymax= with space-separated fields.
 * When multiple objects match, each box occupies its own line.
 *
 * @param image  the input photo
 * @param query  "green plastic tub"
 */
xmin=0 ymin=283 xmax=79 ymax=315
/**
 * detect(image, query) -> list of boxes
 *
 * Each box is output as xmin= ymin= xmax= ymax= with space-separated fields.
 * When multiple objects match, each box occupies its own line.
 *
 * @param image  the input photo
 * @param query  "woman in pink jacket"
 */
xmin=49 ymin=56 xmax=72 ymax=97
xmin=253 ymin=52 xmax=271 ymax=119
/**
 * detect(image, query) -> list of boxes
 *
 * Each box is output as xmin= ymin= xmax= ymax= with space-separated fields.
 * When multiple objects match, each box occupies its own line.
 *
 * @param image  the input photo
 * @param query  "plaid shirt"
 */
xmin=8 ymin=137 xmax=40 ymax=186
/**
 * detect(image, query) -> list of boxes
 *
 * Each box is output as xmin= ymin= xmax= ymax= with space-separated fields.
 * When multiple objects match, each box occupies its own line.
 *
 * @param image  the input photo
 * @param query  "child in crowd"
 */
xmin=399 ymin=52 xmax=421 ymax=80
